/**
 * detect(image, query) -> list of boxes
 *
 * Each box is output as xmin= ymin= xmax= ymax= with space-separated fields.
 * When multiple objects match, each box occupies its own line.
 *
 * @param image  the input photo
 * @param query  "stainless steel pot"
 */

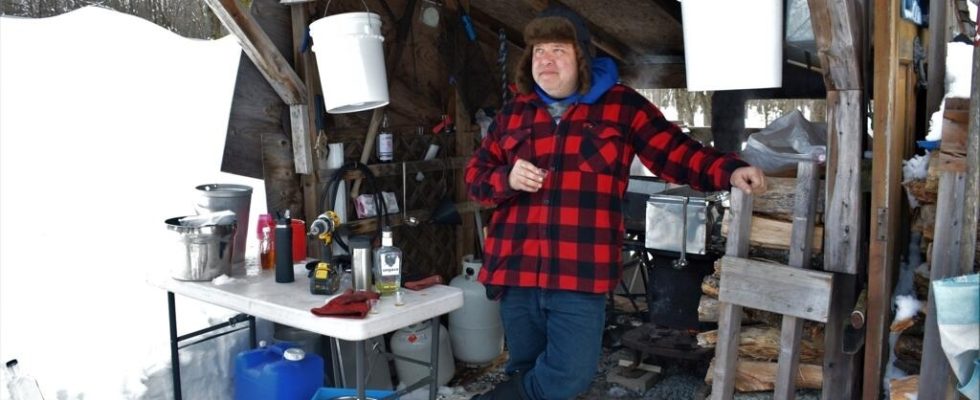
xmin=166 ymin=216 xmax=237 ymax=281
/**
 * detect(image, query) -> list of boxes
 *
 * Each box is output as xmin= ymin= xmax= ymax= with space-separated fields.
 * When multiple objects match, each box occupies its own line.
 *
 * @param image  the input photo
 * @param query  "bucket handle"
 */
xmin=321 ymin=0 xmax=378 ymax=35
xmin=323 ymin=0 xmax=373 ymax=19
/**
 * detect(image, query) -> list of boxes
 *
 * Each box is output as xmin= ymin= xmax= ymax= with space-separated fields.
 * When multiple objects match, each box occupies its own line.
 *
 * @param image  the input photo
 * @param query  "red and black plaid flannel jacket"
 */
xmin=465 ymin=84 xmax=748 ymax=294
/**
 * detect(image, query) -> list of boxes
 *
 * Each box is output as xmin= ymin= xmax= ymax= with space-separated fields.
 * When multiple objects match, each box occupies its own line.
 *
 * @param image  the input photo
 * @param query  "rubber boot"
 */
xmin=471 ymin=371 xmax=529 ymax=400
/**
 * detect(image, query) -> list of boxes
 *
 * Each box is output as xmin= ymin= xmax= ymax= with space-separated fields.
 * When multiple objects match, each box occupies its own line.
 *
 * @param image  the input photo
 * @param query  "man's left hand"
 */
xmin=730 ymin=166 xmax=767 ymax=195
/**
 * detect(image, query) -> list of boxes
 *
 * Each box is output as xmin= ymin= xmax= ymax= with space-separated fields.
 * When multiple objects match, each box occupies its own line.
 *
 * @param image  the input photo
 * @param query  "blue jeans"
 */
xmin=500 ymin=287 xmax=607 ymax=400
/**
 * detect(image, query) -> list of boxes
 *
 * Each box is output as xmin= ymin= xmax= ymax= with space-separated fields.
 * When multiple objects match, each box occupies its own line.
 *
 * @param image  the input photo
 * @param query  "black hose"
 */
xmin=321 ymin=161 xmax=390 ymax=253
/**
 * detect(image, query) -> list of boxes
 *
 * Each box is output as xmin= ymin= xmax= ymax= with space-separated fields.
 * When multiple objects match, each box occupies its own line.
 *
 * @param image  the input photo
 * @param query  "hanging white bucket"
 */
xmin=310 ymin=12 xmax=389 ymax=114
xmin=680 ymin=0 xmax=783 ymax=91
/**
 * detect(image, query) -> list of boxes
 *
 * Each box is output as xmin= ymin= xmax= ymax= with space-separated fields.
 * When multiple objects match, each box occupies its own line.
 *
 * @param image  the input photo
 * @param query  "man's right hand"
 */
xmin=508 ymin=158 xmax=548 ymax=192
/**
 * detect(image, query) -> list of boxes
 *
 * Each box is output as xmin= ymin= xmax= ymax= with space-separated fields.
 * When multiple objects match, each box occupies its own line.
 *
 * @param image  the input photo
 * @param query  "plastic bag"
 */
xmin=738 ymin=110 xmax=827 ymax=174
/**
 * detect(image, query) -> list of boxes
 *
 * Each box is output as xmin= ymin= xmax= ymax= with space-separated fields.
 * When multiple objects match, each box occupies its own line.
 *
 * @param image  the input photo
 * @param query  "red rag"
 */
xmin=310 ymin=289 xmax=381 ymax=319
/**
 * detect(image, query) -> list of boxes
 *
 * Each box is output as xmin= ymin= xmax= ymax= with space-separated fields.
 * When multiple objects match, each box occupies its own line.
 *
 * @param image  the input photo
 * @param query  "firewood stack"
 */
xmin=697 ymin=259 xmax=829 ymax=392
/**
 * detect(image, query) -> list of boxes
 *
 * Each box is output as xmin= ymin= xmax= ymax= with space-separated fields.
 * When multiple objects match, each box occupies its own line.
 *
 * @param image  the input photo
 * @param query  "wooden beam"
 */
xmin=808 ymin=0 xmax=864 ymax=276
xmin=962 ymin=39 xmax=980 ymax=272
xmin=925 ymin=0 xmax=948 ymax=116
xmin=647 ymin=0 xmax=681 ymax=24
xmin=710 ymin=188 xmax=752 ymax=400
xmin=719 ymin=256 xmax=832 ymax=323
xmin=822 ymin=89 xmax=863 ymax=274
xmin=808 ymin=0 xmax=862 ymax=91
xmin=290 ymin=3 xmax=321 ymax=251
xmin=204 ymin=0 xmax=308 ymax=106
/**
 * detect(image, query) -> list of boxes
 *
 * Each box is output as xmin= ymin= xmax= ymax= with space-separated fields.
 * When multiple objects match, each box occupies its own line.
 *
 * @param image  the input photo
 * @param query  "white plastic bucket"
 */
xmin=310 ymin=12 xmax=389 ymax=114
xmin=680 ymin=0 xmax=783 ymax=91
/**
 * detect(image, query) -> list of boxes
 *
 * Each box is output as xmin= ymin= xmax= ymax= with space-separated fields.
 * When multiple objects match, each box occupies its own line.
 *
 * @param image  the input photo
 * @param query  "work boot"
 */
xmin=471 ymin=372 xmax=529 ymax=400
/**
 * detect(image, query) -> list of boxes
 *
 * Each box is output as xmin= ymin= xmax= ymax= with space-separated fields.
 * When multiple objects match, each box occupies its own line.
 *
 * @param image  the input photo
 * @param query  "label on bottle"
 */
xmin=379 ymin=252 xmax=400 ymax=276
xmin=377 ymin=132 xmax=394 ymax=162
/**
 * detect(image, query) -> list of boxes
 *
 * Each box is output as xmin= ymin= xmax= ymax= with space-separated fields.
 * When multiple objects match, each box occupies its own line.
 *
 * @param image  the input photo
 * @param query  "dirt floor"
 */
xmin=411 ymin=309 xmax=823 ymax=400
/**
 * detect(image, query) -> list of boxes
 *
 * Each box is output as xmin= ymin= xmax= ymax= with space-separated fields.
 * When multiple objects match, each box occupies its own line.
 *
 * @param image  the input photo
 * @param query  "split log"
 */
xmin=888 ymin=375 xmax=918 ymax=400
xmin=721 ymin=214 xmax=824 ymax=252
xmin=913 ymin=204 xmax=937 ymax=240
xmin=904 ymin=179 xmax=938 ymax=205
xmin=705 ymin=358 xmax=823 ymax=392
xmin=696 ymin=326 xmax=825 ymax=364
xmin=751 ymin=176 xmax=826 ymax=216
xmin=702 ymin=274 xmax=720 ymax=297
xmin=894 ymin=334 xmax=923 ymax=374
xmin=699 ymin=295 xmax=720 ymax=322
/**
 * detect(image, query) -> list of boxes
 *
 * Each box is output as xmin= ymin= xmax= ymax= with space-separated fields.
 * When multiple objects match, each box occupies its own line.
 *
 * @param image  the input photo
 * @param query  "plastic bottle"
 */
xmin=373 ymin=227 xmax=402 ymax=296
xmin=377 ymin=112 xmax=394 ymax=163
xmin=5 ymin=359 xmax=44 ymax=400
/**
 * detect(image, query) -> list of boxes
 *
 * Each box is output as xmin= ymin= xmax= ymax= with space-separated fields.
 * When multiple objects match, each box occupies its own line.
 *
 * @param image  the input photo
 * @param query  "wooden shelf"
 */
xmin=318 ymin=157 xmax=469 ymax=180
xmin=343 ymin=201 xmax=486 ymax=234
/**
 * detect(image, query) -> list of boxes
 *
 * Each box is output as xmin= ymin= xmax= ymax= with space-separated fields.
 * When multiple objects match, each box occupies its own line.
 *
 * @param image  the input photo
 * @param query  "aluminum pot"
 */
xmin=166 ymin=216 xmax=237 ymax=281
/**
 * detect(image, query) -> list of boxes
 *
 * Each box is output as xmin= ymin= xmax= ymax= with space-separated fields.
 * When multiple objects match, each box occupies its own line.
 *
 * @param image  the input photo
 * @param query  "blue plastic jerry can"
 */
xmin=234 ymin=341 xmax=324 ymax=400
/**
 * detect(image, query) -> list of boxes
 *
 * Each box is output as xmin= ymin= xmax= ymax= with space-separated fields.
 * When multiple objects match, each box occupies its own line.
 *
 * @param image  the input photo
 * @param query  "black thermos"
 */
xmin=274 ymin=210 xmax=294 ymax=283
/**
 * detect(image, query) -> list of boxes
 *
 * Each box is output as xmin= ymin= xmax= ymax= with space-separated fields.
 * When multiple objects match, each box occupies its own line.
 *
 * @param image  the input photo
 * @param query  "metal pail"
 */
xmin=166 ymin=216 xmax=236 ymax=281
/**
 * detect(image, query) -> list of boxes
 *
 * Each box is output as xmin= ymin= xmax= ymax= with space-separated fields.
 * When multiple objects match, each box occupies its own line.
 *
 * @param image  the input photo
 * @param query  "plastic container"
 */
xmin=235 ymin=341 xmax=324 ymax=400
xmin=449 ymin=255 xmax=503 ymax=365
xmin=390 ymin=321 xmax=454 ymax=387
xmin=258 ymin=216 xmax=307 ymax=263
xmin=310 ymin=12 xmax=389 ymax=114
xmin=681 ymin=0 xmax=783 ymax=90
xmin=310 ymin=387 xmax=397 ymax=400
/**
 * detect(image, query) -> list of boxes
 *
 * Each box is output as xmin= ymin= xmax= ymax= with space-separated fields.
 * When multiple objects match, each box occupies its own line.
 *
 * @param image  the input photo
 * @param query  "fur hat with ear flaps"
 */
xmin=515 ymin=5 xmax=594 ymax=96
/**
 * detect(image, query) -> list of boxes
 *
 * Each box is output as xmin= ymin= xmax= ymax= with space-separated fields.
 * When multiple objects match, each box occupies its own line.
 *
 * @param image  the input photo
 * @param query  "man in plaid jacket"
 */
xmin=465 ymin=5 xmax=767 ymax=400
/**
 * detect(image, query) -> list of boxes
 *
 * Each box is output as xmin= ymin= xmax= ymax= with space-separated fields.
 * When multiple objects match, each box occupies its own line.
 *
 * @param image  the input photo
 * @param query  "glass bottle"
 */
xmin=377 ymin=112 xmax=394 ymax=163
xmin=373 ymin=227 xmax=402 ymax=295
xmin=259 ymin=226 xmax=274 ymax=270
xmin=5 ymin=359 xmax=44 ymax=400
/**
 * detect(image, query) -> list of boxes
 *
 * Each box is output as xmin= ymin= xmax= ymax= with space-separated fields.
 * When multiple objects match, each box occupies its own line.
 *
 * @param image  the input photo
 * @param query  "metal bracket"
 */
xmin=876 ymin=207 xmax=888 ymax=241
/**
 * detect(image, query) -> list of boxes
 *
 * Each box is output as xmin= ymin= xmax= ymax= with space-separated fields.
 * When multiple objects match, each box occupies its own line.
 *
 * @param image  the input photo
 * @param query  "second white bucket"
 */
xmin=310 ymin=12 xmax=389 ymax=114
xmin=681 ymin=0 xmax=783 ymax=91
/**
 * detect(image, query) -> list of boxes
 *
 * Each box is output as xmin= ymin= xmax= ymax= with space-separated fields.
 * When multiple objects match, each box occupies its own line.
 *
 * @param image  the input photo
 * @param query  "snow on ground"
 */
xmin=1 ymin=7 xmax=273 ymax=399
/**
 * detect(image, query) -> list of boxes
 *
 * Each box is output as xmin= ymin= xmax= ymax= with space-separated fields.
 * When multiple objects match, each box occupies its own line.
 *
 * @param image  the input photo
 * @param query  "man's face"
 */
xmin=531 ymin=42 xmax=579 ymax=99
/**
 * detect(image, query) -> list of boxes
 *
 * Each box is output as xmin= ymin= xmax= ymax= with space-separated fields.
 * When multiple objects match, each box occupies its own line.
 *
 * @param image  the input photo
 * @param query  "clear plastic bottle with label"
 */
xmin=377 ymin=112 xmax=394 ymax=163
xmin=5 ymin=359 xmax=44 ymax=400
xmin=373 ymin=227 xmax=402 ymax=295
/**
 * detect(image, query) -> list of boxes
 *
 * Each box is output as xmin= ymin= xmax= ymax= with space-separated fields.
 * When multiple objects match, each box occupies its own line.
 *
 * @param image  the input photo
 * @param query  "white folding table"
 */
xmin=147 ymin=264 xmax=463 ymax=400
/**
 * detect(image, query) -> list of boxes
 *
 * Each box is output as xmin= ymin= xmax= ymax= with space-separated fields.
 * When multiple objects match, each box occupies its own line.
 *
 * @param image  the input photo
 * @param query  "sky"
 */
xmin=0 ymin=7 xmax=273 ymax=399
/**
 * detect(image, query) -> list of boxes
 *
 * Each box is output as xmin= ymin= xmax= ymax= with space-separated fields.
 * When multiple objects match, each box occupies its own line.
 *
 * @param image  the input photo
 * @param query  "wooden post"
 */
xmin=807 ymin=2 xmax=864 ymax=399
xmin=710 ymin=188 xmax=752 ymax=399
xmin=960 ymin=37 xmax=979 ymax=278
xmin=290 ymin=3 xmax=322 ymax=251
xmin=925 ymin=0 xmax=948 ymax=116
xmin=918 ymin=96 xmax=977 ymax=399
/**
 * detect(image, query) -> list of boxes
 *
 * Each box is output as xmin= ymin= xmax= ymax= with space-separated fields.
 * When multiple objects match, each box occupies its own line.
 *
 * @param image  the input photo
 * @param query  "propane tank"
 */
xmin=390 ymin=320 xmax=455 ymax=387
xmin=448 ymin=255 xmax=504 ymax=365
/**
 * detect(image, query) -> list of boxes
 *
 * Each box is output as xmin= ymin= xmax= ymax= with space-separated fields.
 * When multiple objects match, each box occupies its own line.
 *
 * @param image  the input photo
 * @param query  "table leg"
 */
xmin=167 ymin=292 xmax=183 ymax=400
xmin=428 ymin=317 xmax=439 ymax=400
xmin=248 ymin=315 xmax=257 ymax=348
xmin=356 ymin=340 xmax=366 ymax=400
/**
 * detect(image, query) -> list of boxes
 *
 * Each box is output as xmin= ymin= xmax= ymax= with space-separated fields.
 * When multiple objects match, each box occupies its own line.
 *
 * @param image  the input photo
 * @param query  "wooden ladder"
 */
xmin=710 ymin=161 xmax=833 ymax=400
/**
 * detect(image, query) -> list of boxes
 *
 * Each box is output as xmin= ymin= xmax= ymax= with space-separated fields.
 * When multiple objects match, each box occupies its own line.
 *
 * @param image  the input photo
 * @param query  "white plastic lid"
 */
xmin=283 ymin=348 xmax=306 ymax=361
